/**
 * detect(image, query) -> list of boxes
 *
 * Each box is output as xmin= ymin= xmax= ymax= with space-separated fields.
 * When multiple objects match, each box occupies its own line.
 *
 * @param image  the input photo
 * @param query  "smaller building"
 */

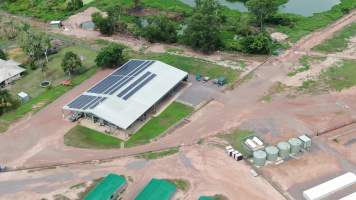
xmin=17 ymin=92 xmax=30 ymax=103
xmin=0 ymin=59 xmax=26 ymax=87
xmin=135 ymin=178 xmax=177 ymax=200
xmin=50 ymin=20 xmax=62 ymax=28
xmin=84 ymin=173 xmax=127 ymax=200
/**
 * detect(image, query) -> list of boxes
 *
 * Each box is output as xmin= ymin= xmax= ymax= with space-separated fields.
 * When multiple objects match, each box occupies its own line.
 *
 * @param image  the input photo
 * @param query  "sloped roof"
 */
xmin=134 ymin=179 xmax=177 ymax=200
xmin=84 ymin=173 xmax=126 ymax=200
xmin=0 ymin=59 xmax=25 ymax=83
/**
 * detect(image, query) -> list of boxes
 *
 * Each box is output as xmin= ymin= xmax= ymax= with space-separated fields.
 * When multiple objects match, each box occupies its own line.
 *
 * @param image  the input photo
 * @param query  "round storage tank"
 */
xmin=277 ymin=142 xmax=290 ymax=159
xmin=253 ymin=150 xmax=267 ymax=166
xmin=265 ymin=146 xmax=279 ymax=161
xmin=288 ymin=138 xmax=302 ymax=154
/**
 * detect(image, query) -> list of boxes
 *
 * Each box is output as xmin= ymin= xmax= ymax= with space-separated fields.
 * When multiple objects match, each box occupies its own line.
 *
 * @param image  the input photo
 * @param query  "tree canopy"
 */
xmin=240 ymin=32 xmax=273 ymax=54
xmin=95 ymin=44 xmax=127 ymax=68
xmin=92 ymin=6 xmax=127 ymax=36
xmin=183 ymin=0 xmax=223 ymax=53
xmin=67 ymin=0 xmax=83 ymax=11
xmin=142 ymin=16 xmax=178 ymax=43
xmin=61 ymin=51 xmax=82 ymax=79
xmin=246 ymin=0 xmax=279 ymax=30
xmin=0 ymin=90 xmax=19 ymax=116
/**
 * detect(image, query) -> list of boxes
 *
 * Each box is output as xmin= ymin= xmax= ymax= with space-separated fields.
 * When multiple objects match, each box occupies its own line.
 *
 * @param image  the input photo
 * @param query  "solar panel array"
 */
xmin=67 ymin=59 xmax=158 ymax=111
xmin=67 ymin=95 xmax=107 ymax=110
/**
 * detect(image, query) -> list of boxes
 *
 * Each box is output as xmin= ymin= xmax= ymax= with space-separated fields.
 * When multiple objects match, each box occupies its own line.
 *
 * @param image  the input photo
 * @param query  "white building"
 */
xmin=63 ymin=59 xmax=188 ymax=130
xmin=0 ymin=59 xmax=26 ymax=87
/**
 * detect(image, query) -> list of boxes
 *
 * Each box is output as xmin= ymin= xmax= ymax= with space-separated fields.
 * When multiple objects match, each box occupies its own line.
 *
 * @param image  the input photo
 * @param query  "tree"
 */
xmin=67 ymin=0 xmax=83 ymax=11
xmin=246 ymin=0 xmax=279 ymax=31
xmin=61 ymin=52 xmax=82 ymax=79
xmin=142 ymin=16 xmax=178 ymax=43
xmin=0 ymin=49 xmax=7 ymax=60
xmin=240 ymin=32 xmax=273 ymax=54
xmin=133 ymin=0 xmax=141 ymax=9
xmin=95 ymin=44 xmax=126 ymax=68
xmin=0 ymin=90 xmax=19 ymax=115
xmin=92 ymin=9 xmax=127 ymax=35
xmin=183 ymin=0 xmax=223 ymax=53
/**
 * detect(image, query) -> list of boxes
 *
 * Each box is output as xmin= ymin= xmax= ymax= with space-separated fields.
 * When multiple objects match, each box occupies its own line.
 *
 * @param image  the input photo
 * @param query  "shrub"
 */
xmin=95 ymin=44 xmax=127 ymax=68
xmin=67 ymin=0 xmax=83 ymax=11
xmin=240 ymin=32 xmax=273 ymax=54
xmin=142 ymin=16 xmax=178 ymax=43
xmin=0 ymin=49 xmax=7 ymax=60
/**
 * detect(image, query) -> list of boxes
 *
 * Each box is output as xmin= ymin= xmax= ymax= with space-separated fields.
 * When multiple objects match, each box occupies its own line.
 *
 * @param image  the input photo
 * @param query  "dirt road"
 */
xmin=0 ymin=10 xmax=355 ymax=169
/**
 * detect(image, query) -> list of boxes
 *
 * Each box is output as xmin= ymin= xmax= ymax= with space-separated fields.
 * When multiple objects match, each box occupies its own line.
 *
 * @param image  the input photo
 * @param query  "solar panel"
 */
xmin=89 ymin=97 xmax=107 ymax=109
xmin=123 ymin=73 xmax=157 ymax=100
xmin=117 ymin=71 xmax=152 ymax=98
xmin=88 ymin=60 xmax=150 ymax=94
xmin=82 ymin=96 xmax=101 ymax=110
xmin=67 ymin=95 xmax=97 ymax=109
xmin=106 ymin=61 xmax=155 ymax=95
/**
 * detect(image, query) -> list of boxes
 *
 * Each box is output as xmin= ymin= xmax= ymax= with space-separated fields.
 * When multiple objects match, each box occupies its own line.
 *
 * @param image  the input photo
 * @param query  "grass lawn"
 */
xmin=64 ymin=125 xmax=124 ymax=149
xmin=322 ymin=59 xmax=356 ymax=91
xmin=125 ymin=102 xmax=193 ymax=147
xmin=313 ymin=23 xmax=356 ymax=53
xmin=136 ymin=147 xmax=179 ymax=160
xmin=138 ymin=53 xmax=241 ymax=84
xmin=218 ymin=129 xmax=254 ymax=157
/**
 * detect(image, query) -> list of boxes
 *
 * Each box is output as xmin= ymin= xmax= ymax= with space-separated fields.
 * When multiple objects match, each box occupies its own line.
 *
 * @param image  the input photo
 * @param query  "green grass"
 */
xmin=313 ymin=23 xmax=356 ymax=53
xmin=218 ymin=129 xmax=254 ymax=157
xmin=167 ymin=179 xmax=190 ymax=192
xmin=136 ymin=147 xmax=180 ymax=160
xmin=125 ymin=102 xmax=193 ymax=147
xmin=138 ymin=53 xmax=240 ymax=83
xmin=287 ymin=56 xmax=311 ymax=76
xmin=64 ymin=125 xmax=124 ymax=149
xmin=277 ymin=0 xmax=356 ymax=42
xmin=322 ymin=59 xmax=356 ymax=91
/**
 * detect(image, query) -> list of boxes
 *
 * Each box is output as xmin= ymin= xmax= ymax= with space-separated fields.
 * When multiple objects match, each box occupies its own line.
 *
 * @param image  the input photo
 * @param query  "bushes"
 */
xmin=95 ymin=44 xmax=127 ymax=68
xmin=0 ymin=90 xmax=19 ymax=116
xmin=91 ymin=6 xmax=128 ymax=36
xmin=0 ymin=49 xmax=6 ymax=60
xmin=141 ymin=16 xmax=178 ymax=43
xmin=67 ymin=0 xmax=83 ymax=11
xmin=240 ymin=32 xmax=273 ymax=54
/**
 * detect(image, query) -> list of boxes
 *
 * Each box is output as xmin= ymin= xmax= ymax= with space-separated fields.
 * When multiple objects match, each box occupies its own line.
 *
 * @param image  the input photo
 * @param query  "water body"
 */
xmin=179 ymin=0 xmax=341 ymax=17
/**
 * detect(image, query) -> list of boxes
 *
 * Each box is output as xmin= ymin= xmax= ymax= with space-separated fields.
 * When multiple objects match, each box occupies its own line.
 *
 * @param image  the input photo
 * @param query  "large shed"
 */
xmin=63 ymin=59 xmax=188 ymax=130
xmin=84 ymin=173 xmax=127 ymax=200
xmin=134 ymin=178 xmax=177 ymax=200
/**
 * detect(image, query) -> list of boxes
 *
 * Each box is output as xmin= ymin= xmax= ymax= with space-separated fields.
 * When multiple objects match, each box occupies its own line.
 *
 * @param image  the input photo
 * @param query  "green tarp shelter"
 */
xmin=135 ymin=178 xmax=177 ymax=200
xmin=84 ymin=173 xmax=126 ymax=200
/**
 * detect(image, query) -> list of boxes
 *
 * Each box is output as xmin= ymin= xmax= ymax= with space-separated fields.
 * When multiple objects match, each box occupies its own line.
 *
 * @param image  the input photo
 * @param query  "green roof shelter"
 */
xmin=84 ymin=173 xmax=127 ymax=200
xmin=199 ymin=196 xmax=214 ymax=200
xmin=135 ymin=178 xmax=177 ymax=200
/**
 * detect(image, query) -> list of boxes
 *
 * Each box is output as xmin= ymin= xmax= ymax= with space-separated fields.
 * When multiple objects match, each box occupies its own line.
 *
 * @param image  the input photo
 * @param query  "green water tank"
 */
xmin=277 ymin=142 xmax=291 ymax=159
xmin=265 ymin=146 xmax=279 ymax=161
xmin=253 ymin=150 xmax=267 ymax=166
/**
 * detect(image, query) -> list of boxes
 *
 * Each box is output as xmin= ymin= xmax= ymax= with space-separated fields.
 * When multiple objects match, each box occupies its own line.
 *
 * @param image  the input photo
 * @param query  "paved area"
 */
xmin=177 ymin=75 xmax=223 ymax=107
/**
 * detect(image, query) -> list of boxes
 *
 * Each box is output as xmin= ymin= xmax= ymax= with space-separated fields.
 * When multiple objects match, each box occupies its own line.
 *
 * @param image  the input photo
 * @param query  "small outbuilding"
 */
xmin=135 ymin=178 xmax=177 ymax=200
xmin=17 ymin=92 xmax=30 ymax=103
xmin=50 ymin=20 xmax=62 ymax=28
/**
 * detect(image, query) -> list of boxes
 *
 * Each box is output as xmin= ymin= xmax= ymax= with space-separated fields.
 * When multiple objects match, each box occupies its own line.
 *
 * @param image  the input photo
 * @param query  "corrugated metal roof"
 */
xmin=84 ymin=173 xmax=126 ymax=200
xmin=63 ymin=60 xmax=188 ymax=130
xmin=134 ymin=179 xmax=177 ymax=200
xmin=0 ymin=59 xmax=25 ymax=83
xmin=199 ymin=196 xmax=215 ymax=200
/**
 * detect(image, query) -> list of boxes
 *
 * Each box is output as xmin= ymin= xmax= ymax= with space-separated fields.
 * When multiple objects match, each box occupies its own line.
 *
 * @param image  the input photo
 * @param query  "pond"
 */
xmin=179 ymin=0 xmax=341 ymax=17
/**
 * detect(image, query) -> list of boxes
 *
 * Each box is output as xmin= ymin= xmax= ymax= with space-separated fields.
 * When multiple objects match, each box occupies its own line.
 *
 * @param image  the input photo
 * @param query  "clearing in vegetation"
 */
xmin=125 ymin=102 xmax=193 ymax=147
xmin=313 ymin=22 xmax=356 ymax=53
xmin=64 ymin=125 xmax=123 ymax=149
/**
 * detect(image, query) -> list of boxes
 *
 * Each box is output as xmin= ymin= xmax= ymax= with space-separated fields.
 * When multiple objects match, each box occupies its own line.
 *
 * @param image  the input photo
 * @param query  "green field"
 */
xmin=313 ymin=23 xmax=356 ymax=53
xmin=322 ymin=59 xmax=356 ymax=91
xmin=140 ymin=53 xmax=240 ymax=83
xmin=64 ymin=125 xmax=124 ymax=149
xmin=125 ymin=102 xmax=193 ymax=147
